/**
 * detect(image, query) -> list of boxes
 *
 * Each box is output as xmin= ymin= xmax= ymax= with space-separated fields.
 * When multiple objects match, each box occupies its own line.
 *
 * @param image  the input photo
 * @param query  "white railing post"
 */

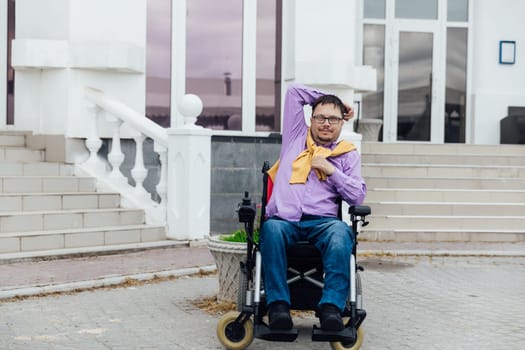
xmin=154 ymin=142 xmax=168 ymax=205
xmin=107 ymin=116 xmax=127 ymax=184
xmin=167 ymin=94 xmax=211 ymax=240
xmin=131 ymin=133 xmax=149 ymax=200
xmin=85 ymin=103 xmax=103 ymax=167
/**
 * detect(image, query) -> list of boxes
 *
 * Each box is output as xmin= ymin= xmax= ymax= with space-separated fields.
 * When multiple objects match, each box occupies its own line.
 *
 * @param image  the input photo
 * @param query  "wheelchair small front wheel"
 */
xmin=217 ymin=311 xmax=254 ymax=350
xmin=330 ymin=327 xmax=364 ymax=350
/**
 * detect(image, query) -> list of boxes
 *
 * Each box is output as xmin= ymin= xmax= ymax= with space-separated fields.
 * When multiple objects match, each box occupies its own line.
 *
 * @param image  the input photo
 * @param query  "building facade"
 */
xmin=2 ymin=0 xmax=525 ymax=144
xmin=1 ymin=0 xmax=524 ymax=237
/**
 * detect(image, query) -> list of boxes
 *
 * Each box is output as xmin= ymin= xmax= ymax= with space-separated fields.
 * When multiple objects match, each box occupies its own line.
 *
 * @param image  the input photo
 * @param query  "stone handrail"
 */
xmin=82 ymin=87 xmax=168 ymax=225
xmin=82 ymin=86 xmax=212 ymax=241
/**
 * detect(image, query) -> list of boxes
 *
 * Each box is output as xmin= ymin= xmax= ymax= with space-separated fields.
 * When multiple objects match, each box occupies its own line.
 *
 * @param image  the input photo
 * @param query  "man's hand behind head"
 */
xmin=343 ymin=103 xmax=354 ymax=121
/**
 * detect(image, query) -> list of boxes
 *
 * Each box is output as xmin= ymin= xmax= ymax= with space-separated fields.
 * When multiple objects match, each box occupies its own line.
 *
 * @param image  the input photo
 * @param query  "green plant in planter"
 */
xmin=220 ymin=228 xmax=259 ymax=243
xmin=220 ymin=200 xmax=262 ymax=243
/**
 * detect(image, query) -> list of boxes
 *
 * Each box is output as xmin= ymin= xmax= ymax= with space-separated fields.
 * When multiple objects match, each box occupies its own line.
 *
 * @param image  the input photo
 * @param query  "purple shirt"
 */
xmin=265 ymin=84 xmax=367 ymax=221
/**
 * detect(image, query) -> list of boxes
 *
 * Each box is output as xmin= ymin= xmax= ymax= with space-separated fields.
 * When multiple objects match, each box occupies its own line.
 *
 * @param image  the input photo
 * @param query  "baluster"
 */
xmin=154 ymin=142 xmax=167 ymax=205
xmin=85 ymin=104 xmax=103 ymax=166
xmin=107 ymin=116 xmax=126 ymax=184
xmin=131 ymin=133 xmax=149 ymax=199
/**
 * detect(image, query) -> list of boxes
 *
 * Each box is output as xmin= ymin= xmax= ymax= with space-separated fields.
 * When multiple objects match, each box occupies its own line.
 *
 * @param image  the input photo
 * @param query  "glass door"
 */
xmin=388 ymin=23 xmax=444 ymax=142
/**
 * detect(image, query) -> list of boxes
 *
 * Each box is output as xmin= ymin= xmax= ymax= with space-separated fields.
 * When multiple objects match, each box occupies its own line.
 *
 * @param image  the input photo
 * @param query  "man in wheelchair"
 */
xmin=261 ymin=84 xmax=367 ymax=332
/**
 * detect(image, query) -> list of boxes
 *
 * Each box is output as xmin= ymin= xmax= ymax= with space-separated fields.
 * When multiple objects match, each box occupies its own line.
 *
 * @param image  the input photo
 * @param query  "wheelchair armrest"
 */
xmin=349 ymin=205 xmax=371 ymax=217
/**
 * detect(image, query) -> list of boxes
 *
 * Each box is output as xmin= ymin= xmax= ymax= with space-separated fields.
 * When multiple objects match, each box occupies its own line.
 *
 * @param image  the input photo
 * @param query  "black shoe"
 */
xmin=318 ymin=303 xmax=344 ymax=331
xmin=268 ymin=301 xmax=293 ymax=330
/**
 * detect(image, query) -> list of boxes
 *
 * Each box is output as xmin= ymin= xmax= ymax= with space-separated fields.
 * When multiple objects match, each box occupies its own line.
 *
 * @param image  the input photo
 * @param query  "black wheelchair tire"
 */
xmin=237 ymin=269 xmax=248 ymax=311
xmin=356 ymin=271 xmax=363 ymax=309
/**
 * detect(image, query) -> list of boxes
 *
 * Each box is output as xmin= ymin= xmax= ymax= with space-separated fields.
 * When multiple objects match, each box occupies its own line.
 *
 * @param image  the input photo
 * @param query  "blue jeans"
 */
xmin=260 ymin=216 xmax=354 ymax=311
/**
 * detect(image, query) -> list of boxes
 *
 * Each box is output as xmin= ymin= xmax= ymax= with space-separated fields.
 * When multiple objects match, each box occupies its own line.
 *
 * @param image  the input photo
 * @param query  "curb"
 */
xmin=0 ymin=264 xmax=217 ymax=301
xmin=359 ymin=249 xmax=525 ymax=257
xmin=0 ymin=241 xmax=189 ymax=264
xmin=2 ymin=250 xmax=524 ymax=301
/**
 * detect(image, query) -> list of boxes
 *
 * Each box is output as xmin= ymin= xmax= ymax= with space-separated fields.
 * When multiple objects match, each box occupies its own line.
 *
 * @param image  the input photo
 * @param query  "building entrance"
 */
xmin=362 ymin=0 xmax=469 ymax=143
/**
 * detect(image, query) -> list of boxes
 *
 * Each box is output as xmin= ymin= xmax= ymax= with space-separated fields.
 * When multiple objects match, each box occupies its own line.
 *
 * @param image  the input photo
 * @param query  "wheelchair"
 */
xmin=216 ymin=162 xmax=371 ymax=350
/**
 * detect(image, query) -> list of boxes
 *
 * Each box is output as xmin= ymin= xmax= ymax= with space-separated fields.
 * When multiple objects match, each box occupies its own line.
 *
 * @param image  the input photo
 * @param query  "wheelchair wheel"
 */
xmin=356 ymin=271 xmax=363 ymax=309
xmin=346 ymin=270 xmax=363 ymax=310
xmin=217 ymin=311 xmax=254 ymax=350
xmin=237 ymin=269 xmax=248 ymax=311
xmin=330 ymin=327 xmax=364 ymax=350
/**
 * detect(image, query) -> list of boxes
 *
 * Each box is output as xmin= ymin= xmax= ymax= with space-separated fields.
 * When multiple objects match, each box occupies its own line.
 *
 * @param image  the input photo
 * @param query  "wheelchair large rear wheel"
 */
xmin=237 ymin=269 xmax=248 ymax=311
xmin=356 ymin=271 xmax=363 ymax=309
xmin=330 ymin=327 xmax=364 ymax=350
xmin=217 ymin=311 xmax=254 ymax=350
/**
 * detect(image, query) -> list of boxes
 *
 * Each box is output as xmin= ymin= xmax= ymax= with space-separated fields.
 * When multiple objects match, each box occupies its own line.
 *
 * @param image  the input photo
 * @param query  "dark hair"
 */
xmin=311 ymin=94 xmax=347 ymax=117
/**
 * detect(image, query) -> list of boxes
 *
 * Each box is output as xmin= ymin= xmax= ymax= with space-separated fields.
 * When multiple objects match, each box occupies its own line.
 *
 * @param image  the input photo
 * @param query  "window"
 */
xmin=146 ymin=0 xmax=172 ymax=127
xmin=364 ymin=0 xmax=385 ymax=19
xmin=187 ymin=0 xmax=244 ymax=131
xmin=395 ymin=0 xmax=438 ymax=19
xmin=6 ymin=0 xmax=15 ymax=125
xmin=445 ymin=28 xmax=468 ymax=142
xmin=362 ymin=24 xmax=385 ymax=121
xmin=397 ymin=32 xmax=433 ymax=141
xmin=256 ymin=0 xmax=281 ymax=132
xmin=448 ymin=0 xmax=468 ymax=22
xmin=146 ymin=1 xmax=282 ymax=132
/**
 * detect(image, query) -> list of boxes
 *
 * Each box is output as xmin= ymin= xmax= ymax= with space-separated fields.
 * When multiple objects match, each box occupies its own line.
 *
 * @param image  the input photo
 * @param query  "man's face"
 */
xmin=310 ymin=103 xmax=344 ymax=145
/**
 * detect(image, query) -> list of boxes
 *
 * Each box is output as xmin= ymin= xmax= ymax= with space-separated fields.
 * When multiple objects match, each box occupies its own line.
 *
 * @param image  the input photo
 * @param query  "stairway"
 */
xmin=0 ymin=132 xmax=173 ymax=260
xmin=360 ymin=142 xmax=525 ymax=242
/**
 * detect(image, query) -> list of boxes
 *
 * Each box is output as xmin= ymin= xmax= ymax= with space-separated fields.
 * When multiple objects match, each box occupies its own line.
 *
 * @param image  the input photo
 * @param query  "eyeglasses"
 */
xmin=312 ymin=115 xmax=343 ymax=125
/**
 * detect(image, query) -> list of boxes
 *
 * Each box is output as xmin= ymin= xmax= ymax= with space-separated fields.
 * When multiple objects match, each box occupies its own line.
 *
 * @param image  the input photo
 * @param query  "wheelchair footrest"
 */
xmin=311 ymin=325 xmax=356 ymax=343
xmin=255 ymin=323 xmax=299 ymax=342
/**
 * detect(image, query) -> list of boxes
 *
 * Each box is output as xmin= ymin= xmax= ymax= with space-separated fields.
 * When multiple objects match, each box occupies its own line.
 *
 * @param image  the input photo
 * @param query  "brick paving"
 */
xmin=1 ymin=255 xmax=524 ymax=349
xmin=1 ymin=241 xmax=523 ymax=295
xmin=0 ymin=246 xmax=215 ymax=291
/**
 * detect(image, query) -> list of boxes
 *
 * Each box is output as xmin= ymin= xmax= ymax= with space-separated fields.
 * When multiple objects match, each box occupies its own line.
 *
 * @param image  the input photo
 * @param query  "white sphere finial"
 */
xmin=179 ymin=94 xmax=203 ymax=126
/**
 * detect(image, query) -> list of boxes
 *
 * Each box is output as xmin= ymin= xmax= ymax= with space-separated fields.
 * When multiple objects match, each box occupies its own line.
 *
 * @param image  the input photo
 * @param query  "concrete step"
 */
xmin=365 ymin=176 xmax=525 ymax=190
xmin=0 ymin=240 xmax=186 ymax=263
xmin=0 ymin=208 xmax=145 ymax=233
xmin=366 ymin=215 xmax=525 ymax=231
xmin=362 ymin=141 xmax=525 ymax=156
xmin=359 ymin=228 xmax=525 ymax=243
xmin=359 ymin=142 xmax=525 ymax=243
xmin=0 ymin=224 xmax=166 ymax=253
xmin=0 ymin=192 xmax=120 ymax=212
xmin=0 ymin=162 xmax=74 ymax=176
xmin=0 ymin=147 xmax=44 ymax=162
xmin=0 ymin=176 xmax=96 ymax=193
xmin=362 ymin=164 xmax=525 ymax=178
xmin=368 ymin=201 xmax=525 ymax=216
xmin=0 ymin=131 xmax=169 ymax=255
xmin=366 ymin=188 xmax=525 ymax=202
xmin=362 ymin=153 xmax=525 ymax=166
xmin=0 ymin=134 xmax=26 ymax=147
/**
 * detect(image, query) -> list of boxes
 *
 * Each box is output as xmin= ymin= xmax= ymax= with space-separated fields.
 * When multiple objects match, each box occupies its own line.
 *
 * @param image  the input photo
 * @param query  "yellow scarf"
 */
xmin=267 ymin=129 xmax=355 ymax=184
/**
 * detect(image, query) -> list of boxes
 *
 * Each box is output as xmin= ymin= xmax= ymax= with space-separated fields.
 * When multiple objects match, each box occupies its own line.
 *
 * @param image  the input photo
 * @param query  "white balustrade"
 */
xmin=83 ymin=87 xmax=211 ymax=240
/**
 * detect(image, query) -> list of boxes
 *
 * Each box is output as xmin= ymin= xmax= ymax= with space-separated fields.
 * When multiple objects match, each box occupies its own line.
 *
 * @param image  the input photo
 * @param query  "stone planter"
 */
xmin=356 ymin=118 xmax=383 ymax=141
xmin=207 ymin=235 xmax=247 ymax=303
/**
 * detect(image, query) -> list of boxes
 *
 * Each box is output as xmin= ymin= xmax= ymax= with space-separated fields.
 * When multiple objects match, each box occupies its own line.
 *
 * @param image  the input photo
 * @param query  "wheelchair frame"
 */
xmin=216 ymin=162 xmax=371 ymax=350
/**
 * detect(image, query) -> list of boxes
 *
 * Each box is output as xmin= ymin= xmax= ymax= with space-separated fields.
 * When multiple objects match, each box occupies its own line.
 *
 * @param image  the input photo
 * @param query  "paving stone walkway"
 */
xmin=1 ymin=256 xmax=524 ymax=349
